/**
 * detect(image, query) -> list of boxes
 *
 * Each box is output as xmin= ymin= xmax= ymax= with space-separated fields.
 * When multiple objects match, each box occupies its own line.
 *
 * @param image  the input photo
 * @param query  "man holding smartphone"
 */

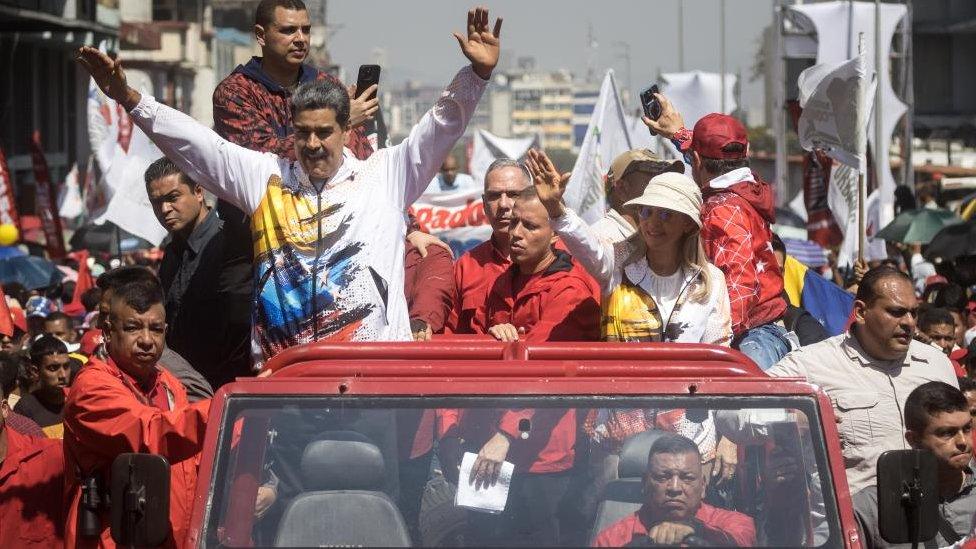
xmin=644 ymin=94 xmax=790 ymax=370
xmin=213 ymin=0 xmax=378 ymax=161
xmin=77 ymin=7 xmax=502 ymax=359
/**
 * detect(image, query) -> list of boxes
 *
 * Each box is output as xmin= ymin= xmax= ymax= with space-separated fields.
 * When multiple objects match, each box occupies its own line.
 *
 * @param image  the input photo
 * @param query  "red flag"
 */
xmin=63 ymin=250 xmax=94 ymax=317
xmin=802 ymin=150 xmax=844 ymax=248
xmin=28 ymin=131 xmax=67 ymax=259
xmin=0 ymin=146 xmax=20 ymax=228
xmin=0 ymin=285 xmax=15 ymax=338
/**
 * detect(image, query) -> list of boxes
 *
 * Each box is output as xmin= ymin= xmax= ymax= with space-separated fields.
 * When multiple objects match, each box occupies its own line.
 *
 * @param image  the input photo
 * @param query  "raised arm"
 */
xmin=527 ymin=148 xmax=622 ymax=293
xmin=385 ymin=7 xmax=500 ymax=208
xmin=77 ymin=47 xmax=276 ymax=214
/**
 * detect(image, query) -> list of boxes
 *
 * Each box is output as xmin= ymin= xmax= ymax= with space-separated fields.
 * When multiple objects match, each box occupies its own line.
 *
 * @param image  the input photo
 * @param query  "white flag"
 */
xmin=564 ymin=71 xmax=633 ymax=224
xmin=94 ymin=128 xmax=167 ymax=246
xmin=59 ymin=163 xmax=84 ymax=220
xmin=836 ymin=187 xmax=887 ymax=267
xmin=410 ymin=185 xmax=492 ymax=256
xmin=797 ymin=52 xmax=876 ymax=169
xmin=469 ymin=130 xmax=538 ymax=185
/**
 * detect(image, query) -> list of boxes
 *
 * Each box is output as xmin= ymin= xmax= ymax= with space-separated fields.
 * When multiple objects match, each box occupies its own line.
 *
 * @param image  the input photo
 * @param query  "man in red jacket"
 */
xmin=446 ymin=158 xmax=532 ymax=334
xmin=646 ymin=99 xmax=790 ymax=370
xmin=63 ymin=276 xmax=210 ymax=548
xmin=0 ymin=382 xmax=64 ymax=548
xmin=482 ymin=189 xmax=601 ymax=343
xmin=594 ymin=433 xmax=755 ymax=546
xmin=452 ymin=189 xmax=599 ymax=545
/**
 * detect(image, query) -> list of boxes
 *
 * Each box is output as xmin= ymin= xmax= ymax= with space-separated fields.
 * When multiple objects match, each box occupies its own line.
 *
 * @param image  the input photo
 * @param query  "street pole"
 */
xmin=773 ymin=0 xmax=788 ymax=205
xmin=874 ymin=0 xmax=885 ymax=220
xmin=678 ymin=0 xmax=685 ymax=71
xmin=720 ymin=0 xmax=727 ymax=113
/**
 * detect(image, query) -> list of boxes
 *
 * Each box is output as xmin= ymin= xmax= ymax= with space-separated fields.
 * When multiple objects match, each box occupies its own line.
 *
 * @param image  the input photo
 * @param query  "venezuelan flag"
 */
xmin=782 ymin=255 xmax=854 ymax=337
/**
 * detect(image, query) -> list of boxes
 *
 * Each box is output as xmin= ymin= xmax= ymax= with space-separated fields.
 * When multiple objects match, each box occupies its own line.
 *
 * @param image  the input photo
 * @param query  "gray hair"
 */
xmin=485 ymin=158 xmax=531 ymax=186
xmin=290 ymin=79 xmax=350 ymax=126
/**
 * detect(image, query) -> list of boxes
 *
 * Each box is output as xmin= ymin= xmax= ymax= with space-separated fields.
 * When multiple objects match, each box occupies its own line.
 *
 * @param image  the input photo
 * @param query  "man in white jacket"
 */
xmin=76 ymin=8 xmax=502 ymax=361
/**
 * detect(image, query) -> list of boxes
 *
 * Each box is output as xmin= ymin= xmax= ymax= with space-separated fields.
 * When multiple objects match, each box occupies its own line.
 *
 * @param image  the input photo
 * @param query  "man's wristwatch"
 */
xmin=410 ymin=318 xmax=428 ymax=334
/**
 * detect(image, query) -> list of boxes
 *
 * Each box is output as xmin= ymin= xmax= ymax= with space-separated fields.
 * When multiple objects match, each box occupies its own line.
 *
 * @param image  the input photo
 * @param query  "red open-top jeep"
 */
xmin=123 ymin=341 xmax=870 ymax=548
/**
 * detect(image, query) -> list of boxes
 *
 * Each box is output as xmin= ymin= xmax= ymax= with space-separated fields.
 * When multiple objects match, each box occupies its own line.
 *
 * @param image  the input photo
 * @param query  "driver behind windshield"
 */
xmin=593 ymin=433 xmax=755 ymax=547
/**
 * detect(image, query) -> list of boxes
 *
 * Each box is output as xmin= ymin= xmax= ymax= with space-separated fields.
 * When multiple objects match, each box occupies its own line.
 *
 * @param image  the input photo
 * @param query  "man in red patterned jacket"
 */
xmin=213 ymin=0 xmax=377 ymax=161
xmin=646 ymin=97 xmax=790 ymax=370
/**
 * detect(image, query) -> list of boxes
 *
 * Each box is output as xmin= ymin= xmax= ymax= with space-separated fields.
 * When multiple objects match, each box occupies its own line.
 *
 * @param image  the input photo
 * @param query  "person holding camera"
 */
xmin=644 ymin=98 xmax=789 ymax=370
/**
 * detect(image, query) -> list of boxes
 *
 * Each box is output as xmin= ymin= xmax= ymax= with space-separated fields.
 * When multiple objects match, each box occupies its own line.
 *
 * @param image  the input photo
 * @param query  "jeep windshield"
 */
xmin=197 ymin=394 xmax=843 ymax=548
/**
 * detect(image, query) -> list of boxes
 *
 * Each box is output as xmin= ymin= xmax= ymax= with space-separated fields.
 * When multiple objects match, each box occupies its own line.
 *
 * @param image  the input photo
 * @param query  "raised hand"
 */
xmin=525 ymin=148 xmax=570 ymax=219
xmin=75 ymin=46 xmax=141 ymax=110
xmin=347 ymin=84 xmax=380 ymax=129
xmin=453 ymin=6 xmax=502 ymax=80
xmin=642 ymin=93 xmax=685 ymax=139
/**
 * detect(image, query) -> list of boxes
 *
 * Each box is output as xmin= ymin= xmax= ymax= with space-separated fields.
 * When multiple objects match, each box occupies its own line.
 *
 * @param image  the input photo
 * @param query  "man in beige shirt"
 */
xmin=768 ymin=266 xmax=958 ymax=494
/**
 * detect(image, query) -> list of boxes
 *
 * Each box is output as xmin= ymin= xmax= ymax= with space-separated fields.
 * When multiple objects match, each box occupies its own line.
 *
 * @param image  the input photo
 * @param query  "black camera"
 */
xmin=79 ymin=474 xmax=105 ymax=538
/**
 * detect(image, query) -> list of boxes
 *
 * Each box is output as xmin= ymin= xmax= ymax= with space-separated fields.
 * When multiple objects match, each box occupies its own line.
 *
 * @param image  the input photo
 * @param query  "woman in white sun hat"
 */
xmin=526 ymin=148 xmax=736 ymax=490
xmin=526 ymin=148 xmax=731 ymax=346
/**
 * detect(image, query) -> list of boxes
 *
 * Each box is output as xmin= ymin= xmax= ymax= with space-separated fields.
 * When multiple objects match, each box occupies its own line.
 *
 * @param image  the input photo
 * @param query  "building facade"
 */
xmin=0 ymin=0 xmax=119 ymax=214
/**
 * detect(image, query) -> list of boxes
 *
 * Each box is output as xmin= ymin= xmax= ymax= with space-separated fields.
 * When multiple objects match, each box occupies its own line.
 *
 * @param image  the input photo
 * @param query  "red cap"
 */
xmin=691 ymin=113 xmax=749 ymax=159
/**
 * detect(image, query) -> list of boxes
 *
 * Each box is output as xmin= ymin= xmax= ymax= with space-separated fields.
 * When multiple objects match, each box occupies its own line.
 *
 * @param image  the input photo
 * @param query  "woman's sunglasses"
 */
xmin=638 ymin=206 xmax=675 ymax=222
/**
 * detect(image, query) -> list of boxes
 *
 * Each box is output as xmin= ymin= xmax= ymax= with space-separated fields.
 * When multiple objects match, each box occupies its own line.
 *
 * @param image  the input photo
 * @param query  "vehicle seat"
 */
xmin=588 ymin=429 xmax=667 ymax=544
xmin=274 ymin=439 xmax=412 ymax=547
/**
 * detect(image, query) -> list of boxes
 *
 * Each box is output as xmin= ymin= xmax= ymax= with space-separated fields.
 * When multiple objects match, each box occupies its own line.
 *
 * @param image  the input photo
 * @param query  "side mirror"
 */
xmin=877 ymin=449 xmax=939 ymax=544
xmin=110 ymin=453 xmax=171 ymax=547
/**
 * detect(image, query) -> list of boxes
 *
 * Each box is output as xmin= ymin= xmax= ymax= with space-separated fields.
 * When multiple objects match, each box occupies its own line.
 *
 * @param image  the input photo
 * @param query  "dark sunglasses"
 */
xmin=638 ymin=206 xmax=675 ymax=222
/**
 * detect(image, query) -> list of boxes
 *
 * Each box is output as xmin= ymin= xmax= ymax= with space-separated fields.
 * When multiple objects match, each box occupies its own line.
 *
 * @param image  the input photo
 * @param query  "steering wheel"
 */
xmin=680 ymin=534 xmax=711 ymax=547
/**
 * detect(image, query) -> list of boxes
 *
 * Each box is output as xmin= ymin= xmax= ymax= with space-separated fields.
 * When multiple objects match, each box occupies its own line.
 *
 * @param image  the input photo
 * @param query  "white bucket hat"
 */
xmin=622 ymin=172 xmax=703 ymax=228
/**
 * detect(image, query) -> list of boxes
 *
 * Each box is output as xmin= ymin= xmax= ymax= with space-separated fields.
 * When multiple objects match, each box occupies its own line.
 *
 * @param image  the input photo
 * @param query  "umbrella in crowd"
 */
xmin=70 ymin=223 xmax=154 ymax=255
xmin=926 ymin=221 xmax=976 ymax=262
xmin=774 ymin=207 xmax=806 ymax=229
xmin=0 ymin=246 xmax=26 ymax=260
xmin=783 ymin=238 xmax=828 ymax=268
xmin=875 ymin=208 xmax=960 ymax=244
xmin=0 ymin=255 xmax=65 ymax=290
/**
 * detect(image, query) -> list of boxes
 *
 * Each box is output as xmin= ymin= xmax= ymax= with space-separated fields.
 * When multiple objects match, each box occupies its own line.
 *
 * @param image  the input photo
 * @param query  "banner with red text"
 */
xmin=0 ymin=146 xmax=20 ymax=228
xmin=28 ymin=131 xmax=67 ymax=259
xmin=410 ymin=185 xmax=491 ymax=256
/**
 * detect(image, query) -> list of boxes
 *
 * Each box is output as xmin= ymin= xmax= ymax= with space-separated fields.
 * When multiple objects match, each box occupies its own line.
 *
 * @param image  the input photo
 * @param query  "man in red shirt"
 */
xmin=445 ymin=190 xmax=600 ymax=546
xmin=0 ymin=382 xmax=64 ymax=548
xmin=446 ymin=158 xmax=532 ymax=334
xmin=63 ymin=276 xmax=210 ymax=548
xmin=646 ymin=99 xmax=789 ymax=370
xmin=482 ymin=188 xmax=601 ymax=342
xmin=594 ymin=433 xmax=755 ymax=547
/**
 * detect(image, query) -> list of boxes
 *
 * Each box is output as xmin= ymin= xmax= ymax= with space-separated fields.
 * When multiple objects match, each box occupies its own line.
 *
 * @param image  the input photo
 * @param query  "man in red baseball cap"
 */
xmin=644 ymin=95 xmax=789 ymax=370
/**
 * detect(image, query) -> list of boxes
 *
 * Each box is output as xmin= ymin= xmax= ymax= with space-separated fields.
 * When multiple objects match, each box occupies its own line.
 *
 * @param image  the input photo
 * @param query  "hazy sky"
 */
xmin=327 ymin=0 xmax=774 ymax=122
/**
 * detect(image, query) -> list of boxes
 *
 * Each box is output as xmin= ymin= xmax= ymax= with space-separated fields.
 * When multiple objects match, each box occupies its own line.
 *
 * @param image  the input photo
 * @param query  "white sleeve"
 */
xmin=128 ymin=95 xmax=277 ymax=214
xmin=384 ymin=66 xmax=488 ymax=209
xmin=551 ymin=208 xmax=625 ymax=295
xmin=702 ymin=267 xmax=733 ymax=346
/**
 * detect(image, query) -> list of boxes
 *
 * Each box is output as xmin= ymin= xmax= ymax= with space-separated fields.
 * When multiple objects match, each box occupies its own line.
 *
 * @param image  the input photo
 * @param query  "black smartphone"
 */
xmin=355 ymin=64 xmax=381 ymax=100
xmin=640 ymin=84 xmax=662 ymax=120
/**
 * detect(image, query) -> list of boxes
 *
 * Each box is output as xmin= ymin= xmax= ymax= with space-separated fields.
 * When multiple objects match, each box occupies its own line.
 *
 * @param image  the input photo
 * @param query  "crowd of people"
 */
xmin=1 ymin=0 xmax=975 ymax=547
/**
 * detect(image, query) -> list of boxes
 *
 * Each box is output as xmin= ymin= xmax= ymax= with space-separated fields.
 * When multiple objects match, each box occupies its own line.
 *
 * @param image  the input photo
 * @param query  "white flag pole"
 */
xmin=857 ymin=33 xmax=867 ymax=264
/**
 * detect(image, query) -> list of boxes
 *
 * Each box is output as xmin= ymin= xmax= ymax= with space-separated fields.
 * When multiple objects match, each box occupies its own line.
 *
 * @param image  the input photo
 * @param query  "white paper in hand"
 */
xmin=455 ymin=451 xmax=514 ymax=514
